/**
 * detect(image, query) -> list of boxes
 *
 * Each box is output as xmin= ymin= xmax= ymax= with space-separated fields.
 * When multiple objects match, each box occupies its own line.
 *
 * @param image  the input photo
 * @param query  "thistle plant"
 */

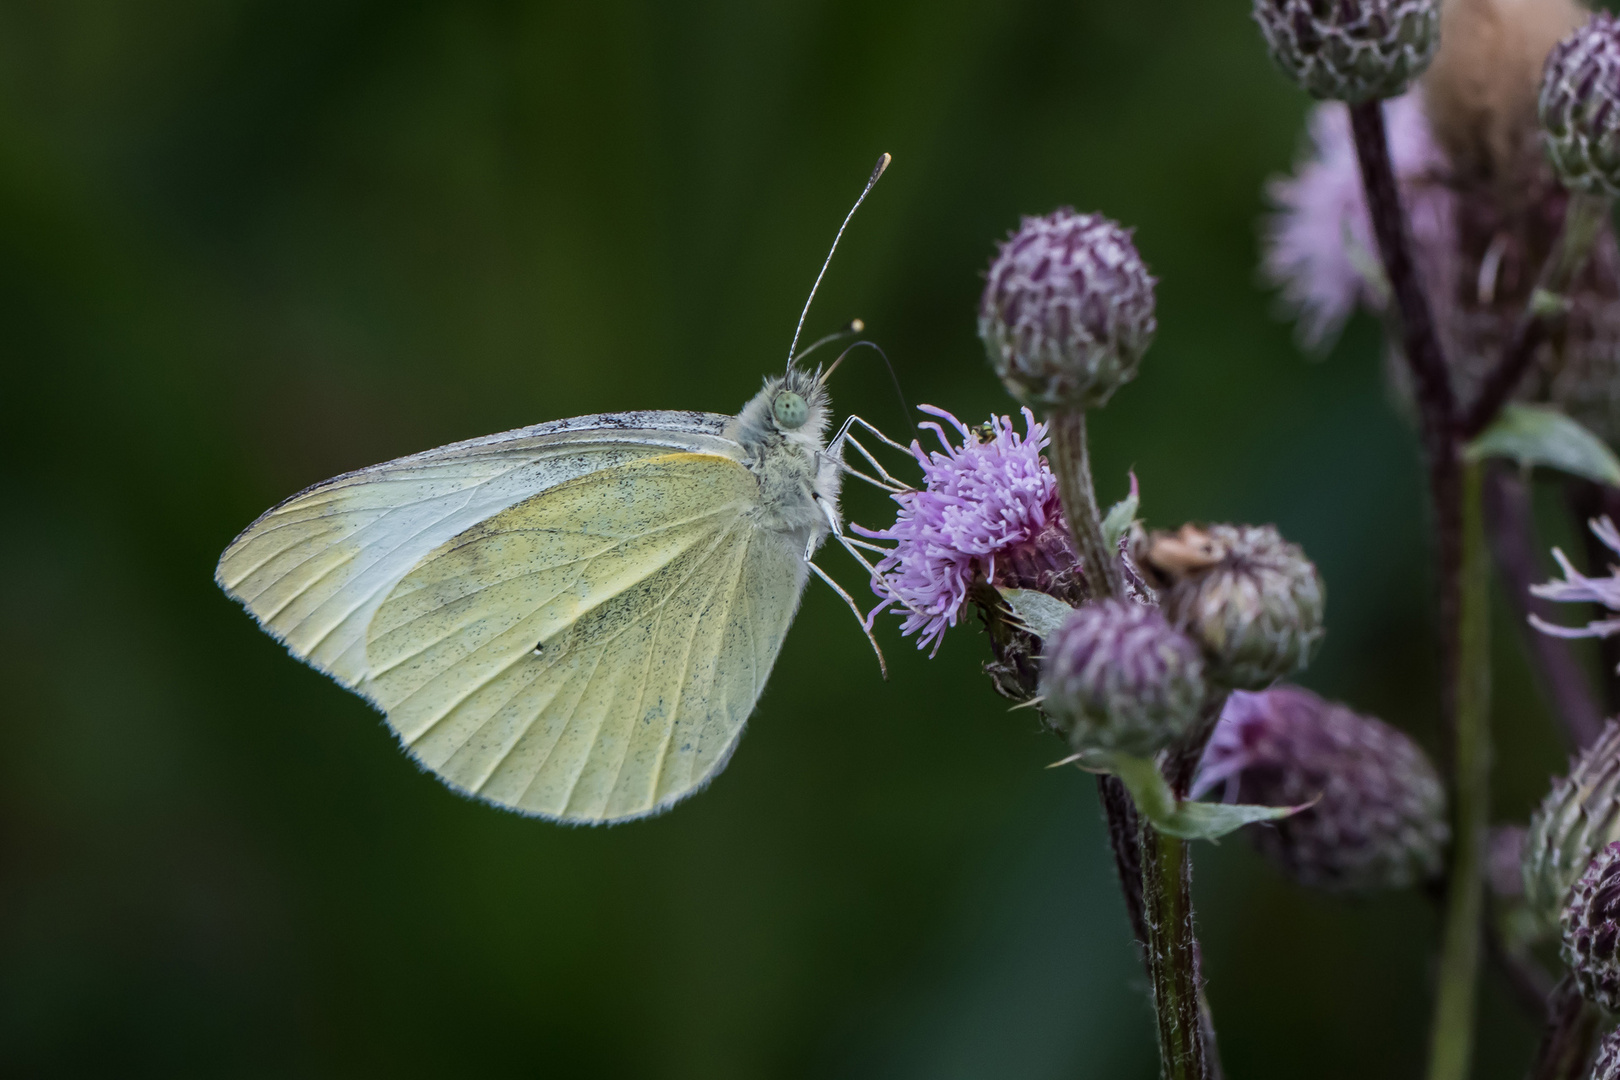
xmin=845 ymin=2 xmax=1620 ymax=1077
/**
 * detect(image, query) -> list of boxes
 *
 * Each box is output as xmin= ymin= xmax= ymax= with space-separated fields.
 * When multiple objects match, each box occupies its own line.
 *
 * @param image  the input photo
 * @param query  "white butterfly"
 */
xmin=216 ymin=155 xmax=899 ymax=824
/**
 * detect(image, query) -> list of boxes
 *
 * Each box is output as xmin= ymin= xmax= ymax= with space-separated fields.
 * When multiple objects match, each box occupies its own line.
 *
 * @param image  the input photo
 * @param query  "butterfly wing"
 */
xmin=215 ymin=411 xmax=735 ymax=688
xmin=362 ymin=452 xmax=808 ymax=822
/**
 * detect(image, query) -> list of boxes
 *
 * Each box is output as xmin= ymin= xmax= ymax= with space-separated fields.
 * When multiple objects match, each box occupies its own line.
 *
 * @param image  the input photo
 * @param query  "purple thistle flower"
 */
xmin=856 ymin=405 xmax=1076 ymax=655
xmin=1193 ymin=685 xmax=1448 ymax=892
xmin=1264 ymin=91 xmax=1455 ymax=348
xmin=1531 ymin=516 xmax=1620 ymax=641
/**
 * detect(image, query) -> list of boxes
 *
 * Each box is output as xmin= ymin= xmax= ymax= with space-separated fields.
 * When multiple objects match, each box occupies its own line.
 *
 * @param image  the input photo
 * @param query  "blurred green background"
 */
xmin=0 ymin=1 xmax=1601 ymax=1076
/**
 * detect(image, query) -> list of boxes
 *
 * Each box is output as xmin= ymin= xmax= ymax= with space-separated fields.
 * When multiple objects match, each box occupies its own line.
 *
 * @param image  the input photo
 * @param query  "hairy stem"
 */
xmin=1046 ymin=405 xmax=1215 ymax=1079
xmin=1141 ymin=826 xmax=1205 ymax=1080
xmin=1528 ymin=977 xmax=1601 ymax=1080
xmin=1462 ymin=192 xmax=1611 ymax=438
xmin=1427 ymin=461 xmax=1492 ymax=1080
xmin=1047 ymin=410 xmax=1125 ymax=600
xmin=1484 ymin=469 xmax=1603 ymax=749
xmin=1098 ymin=772 xmax=1149 ymax=946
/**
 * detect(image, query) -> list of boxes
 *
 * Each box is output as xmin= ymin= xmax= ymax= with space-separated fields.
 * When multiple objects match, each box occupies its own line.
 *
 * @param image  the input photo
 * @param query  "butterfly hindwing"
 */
xmin=362 ymin=452 xmax=809 ymax=823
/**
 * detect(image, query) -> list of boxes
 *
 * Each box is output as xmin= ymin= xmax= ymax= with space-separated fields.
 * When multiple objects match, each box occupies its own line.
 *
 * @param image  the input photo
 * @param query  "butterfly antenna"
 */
xmin=791 ymin=318 xmax=865 ymax=366
xmin=820 ymin=340 xmax=911 ymax=426
xmin=786 ymin=153 xmax=891 ymax=372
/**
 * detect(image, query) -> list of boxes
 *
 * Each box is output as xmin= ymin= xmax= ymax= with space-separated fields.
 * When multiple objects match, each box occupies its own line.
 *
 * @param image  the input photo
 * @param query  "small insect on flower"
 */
xmin=857 ymin=406 xmax=1077 ymax=654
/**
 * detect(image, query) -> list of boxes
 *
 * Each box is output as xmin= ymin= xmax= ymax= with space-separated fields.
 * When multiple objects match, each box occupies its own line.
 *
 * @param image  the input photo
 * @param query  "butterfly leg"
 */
xmin=807 ymin=560 xmax=888 ymax=678
xmin=835 ymin=413 xmax=917 ymax=456
xmin=827 ymin=415 xmax=914 ymax=492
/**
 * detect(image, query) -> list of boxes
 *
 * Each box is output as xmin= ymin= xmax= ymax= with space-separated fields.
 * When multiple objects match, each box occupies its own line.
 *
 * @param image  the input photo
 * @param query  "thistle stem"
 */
xmin=1141 ymin=825 xmax=1205 ymax=1080
xmin=1426 ymin=460 xmax=1492 ymax=1080
xmin=1047 ymin=410 xmax=1125 ymax=601
xmin=1348 ymin=101 xmax=1463 ymax=766
xmin=1462 ymin=192 xmax=1611 ymax=439
xmin=1349 ymin=98 xmax=1487 ymax=1080
xmin=1046 ymin=405 xmax=1214 ymax=1080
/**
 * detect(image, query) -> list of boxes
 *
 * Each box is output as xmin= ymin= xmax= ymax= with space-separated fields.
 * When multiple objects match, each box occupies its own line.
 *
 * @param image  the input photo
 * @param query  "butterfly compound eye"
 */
xmin=772 ymin=390 xmax=809 ymax=429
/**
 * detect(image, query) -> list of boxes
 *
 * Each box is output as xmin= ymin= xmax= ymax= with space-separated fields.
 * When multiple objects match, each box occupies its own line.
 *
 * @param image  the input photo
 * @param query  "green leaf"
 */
xmin=997 ymin=587 xmax=1073 ymax=640
xmin=1100 ymin=485 xmax=1140 ymax=553
xmin=1108 ymin=753 xmax=1309 ymax=842
xmin=1465 ymin=403 xmax=1620 ymax=486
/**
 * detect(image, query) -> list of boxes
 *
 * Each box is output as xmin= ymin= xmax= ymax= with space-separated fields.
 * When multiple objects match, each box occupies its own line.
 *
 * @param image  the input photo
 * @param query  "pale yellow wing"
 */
xmin=362 ymin=452 xmax=808 ymax=823
xmin=215 ymin=411 xmax=736 ymax=688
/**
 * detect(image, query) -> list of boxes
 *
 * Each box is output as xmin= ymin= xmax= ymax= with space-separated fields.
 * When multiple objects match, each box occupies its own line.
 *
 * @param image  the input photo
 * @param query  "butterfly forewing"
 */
xmin=360 ymin=452 xmax=809 ymax=823
xmin=214 ymin=412 xmax=734 ymax=689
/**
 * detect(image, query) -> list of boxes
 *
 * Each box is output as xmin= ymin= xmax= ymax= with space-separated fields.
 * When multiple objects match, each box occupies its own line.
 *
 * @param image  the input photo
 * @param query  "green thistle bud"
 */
xmin=978 ymin=209 xmax=1157 ymax=410
xmin=1526 ymin=722 xmax=1620 ymax=929
xmin=1143 ymin=524 xmax=1326 ymax=690
xmin=1252 ymin=0 xmax=1440 ymax=104
xmin=1561 ymin=839 xmax=1620 ymax=1010
xmin=1039 ymin=598 xmax=1206 ymax=758
xmin=1540 ymin=14 xmax=1620 ymax=196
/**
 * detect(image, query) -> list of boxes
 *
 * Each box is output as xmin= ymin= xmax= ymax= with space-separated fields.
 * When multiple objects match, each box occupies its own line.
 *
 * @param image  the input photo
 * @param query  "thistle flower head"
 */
xmin=1595 ymin=1026 xmax=1620 ymax=1080
xmin=1253 ymin=0 xmax=1441 ymax=103
xmin=1531 ymin=517 xmax=1620 ymax=644
xmin=1040 ymin=599 xmax=1206 ymax=757
xmin=1541 ymin=14 xmax=1620 ymax=196
xmin=1193 ymin=685 xmax=1449 ymax=892
xmin=1561 ymin=839 xmax=1620 ymax=1010
xmin=1142 ymin=524 xmax=1326 ymax=690
xmin=857 ymin=406 xmax=1076 ymax=654
xmin=1264 ymin=92 xmax=1456 ymax=348
xmin=978 ymin=210 xmax=1157 ymax=410
xmin=1526 ymin=722 xmax=1620 ymax=928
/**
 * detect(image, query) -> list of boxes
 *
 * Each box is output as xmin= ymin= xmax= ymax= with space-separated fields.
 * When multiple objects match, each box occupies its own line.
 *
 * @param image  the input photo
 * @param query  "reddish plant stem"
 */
xmin=1349 ymin=99 xmax=1463 ymax=761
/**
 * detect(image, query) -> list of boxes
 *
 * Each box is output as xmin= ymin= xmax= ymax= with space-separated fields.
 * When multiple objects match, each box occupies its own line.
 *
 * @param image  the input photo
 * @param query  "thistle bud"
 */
xmin=1143 ymin=524 xmax=1325 ymax=690
xmin=1561 ymin=840 xmax=1620 ymax=1010
xmin=1253 ymin=0 xmax=1440 ymax=104
xmin=1525 ymin=721 xmax=1620 ymax=929
xmin=1540 ymin=14 xmax=1620 ymax=196
xmin=1193 ymin=685 xmax=1449 ymax=892
xmin=979 ymin=210 xmax=1157 ymax=410
xmin=1039 ymin=599 xmax=1206 ymax=758
xmin=1595 ymin=1026 xmax=1620 ymax=1080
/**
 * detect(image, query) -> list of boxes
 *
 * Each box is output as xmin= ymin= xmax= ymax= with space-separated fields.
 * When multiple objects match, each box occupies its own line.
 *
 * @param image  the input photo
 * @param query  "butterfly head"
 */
xmin=734 ymin=367 xmax=831 ymax=456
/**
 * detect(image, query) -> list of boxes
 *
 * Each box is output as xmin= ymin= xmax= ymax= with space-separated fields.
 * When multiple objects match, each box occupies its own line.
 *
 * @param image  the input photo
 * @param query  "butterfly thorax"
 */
xmin=725 ymin=370 xmax=843 ymax=550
